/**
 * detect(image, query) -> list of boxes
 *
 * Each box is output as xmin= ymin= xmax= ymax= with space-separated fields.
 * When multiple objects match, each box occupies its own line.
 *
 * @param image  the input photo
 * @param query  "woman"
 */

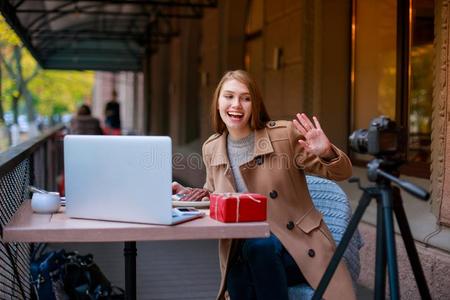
xmin=70 ymin=104 xmax=103 ymax=135
xmin=173 ymin=70 xmax=355 ymax=300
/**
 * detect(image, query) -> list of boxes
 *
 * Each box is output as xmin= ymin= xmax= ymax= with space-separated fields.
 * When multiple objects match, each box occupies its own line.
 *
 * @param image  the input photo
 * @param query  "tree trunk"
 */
xmin=1 ymin=46 xmax=40 ymax=126
xmin=13 ymin=46 xmax=36 ymax=123
xmin=12 ymin=95 xmax=19 ymax=124
xmin=23 ymin=86 xmax=35 ymax=123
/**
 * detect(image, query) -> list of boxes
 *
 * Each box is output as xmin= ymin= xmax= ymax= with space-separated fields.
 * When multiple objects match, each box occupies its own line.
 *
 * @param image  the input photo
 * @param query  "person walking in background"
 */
xmin=70 ymin=104 xmax=103 ymax=135
xmin=172 ymin=70 xmax=355 ymax=300
xmin=104 ymin=90 xmax=121 ymax=135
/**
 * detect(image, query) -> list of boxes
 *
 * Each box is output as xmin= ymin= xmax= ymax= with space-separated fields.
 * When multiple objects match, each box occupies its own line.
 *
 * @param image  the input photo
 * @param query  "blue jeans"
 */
xmin=226 ymin=234 xmax=306 ymax=300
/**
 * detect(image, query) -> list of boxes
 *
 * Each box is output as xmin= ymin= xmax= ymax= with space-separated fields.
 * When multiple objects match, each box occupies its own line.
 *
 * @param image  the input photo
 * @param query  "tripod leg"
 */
xmin=392 ymin=191 xmax=432 ymax=300
xmin=312 ymin=190 xmax=373 ymax=300
xmin=374 ymin=197 xmax=386 ymax=300
xmin=381 ymin=188 xmax=400 ymax=300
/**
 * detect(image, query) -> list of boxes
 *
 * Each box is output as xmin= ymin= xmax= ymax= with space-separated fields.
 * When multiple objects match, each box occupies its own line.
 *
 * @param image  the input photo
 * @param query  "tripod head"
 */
xmin=348 ymin=115 xmax=429 ymax=201
xmin=364 ymin=158 xmax=430 ymax=201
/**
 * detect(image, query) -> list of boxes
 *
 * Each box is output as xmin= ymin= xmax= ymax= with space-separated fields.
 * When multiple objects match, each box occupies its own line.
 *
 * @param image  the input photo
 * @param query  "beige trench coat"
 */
xmin=202 ymin=120 xmax=356 ymax=300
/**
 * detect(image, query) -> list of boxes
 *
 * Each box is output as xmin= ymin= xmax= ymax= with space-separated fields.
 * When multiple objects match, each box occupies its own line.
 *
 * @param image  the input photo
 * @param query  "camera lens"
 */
xmin=349 ymin=129 xmax=369 ymax=153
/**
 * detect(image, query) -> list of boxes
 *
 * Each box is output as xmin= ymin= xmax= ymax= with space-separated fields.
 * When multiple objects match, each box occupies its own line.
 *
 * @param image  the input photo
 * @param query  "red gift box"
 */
xmin=210 ymin=193 xmax=267 ymax=223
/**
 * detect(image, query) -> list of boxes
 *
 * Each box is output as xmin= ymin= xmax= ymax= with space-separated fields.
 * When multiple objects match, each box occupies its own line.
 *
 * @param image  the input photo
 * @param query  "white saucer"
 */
xmin=172 ymin=200 xmax=210 ymax=208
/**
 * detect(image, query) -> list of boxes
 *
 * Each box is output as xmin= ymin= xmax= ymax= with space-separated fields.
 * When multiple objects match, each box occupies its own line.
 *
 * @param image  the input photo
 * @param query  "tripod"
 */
xmin=312 ymin=159 xmax=431 ymax=300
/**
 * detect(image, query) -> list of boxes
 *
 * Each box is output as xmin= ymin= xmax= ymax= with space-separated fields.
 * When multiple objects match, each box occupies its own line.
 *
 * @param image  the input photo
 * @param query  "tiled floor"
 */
xmin=50 ymin=241 xmax=373 ymax=299
xmin=50 ymin=240 xmax=221 ymax=300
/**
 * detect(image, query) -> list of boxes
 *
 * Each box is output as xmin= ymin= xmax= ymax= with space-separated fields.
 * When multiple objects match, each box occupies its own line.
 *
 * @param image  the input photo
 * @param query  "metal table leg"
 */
xmin=124 ymin=241 xmax=137 ymax=300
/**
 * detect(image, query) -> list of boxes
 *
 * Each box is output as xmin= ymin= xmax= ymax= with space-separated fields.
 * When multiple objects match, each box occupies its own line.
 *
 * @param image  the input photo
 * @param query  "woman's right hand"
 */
xmin=172 ymin=181 xmax=210 ymax=201
xmin=172 ymin=181 xmax=190 ymax=195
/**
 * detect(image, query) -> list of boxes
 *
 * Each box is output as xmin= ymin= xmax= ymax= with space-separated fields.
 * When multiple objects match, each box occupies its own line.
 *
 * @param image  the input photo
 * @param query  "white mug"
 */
xmin=31 ymin=192 xmax=61 ymax=214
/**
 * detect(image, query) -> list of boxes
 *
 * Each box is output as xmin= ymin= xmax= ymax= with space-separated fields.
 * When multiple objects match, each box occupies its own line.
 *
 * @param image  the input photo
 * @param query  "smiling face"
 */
xmin=218 ymin=79 xmax=253 ymax=139
xmin=211 ymin=70 xmax=271 ymax=136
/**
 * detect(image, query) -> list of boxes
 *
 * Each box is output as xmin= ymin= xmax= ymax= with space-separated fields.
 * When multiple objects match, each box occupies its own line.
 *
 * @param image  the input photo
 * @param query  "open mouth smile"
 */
xmin=227 ymin=111 xmax=244 ymax=121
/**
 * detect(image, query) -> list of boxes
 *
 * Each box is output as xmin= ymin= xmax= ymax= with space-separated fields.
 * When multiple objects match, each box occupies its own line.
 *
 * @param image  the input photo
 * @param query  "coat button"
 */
xmin=308 ymin=249 xmax=315 ymax=257
xmin=255 ymin=156 xmax=264 ymax=165
xmin=286 ymin=221 xmax=295 ymax=230
xmin=269 ymin=190 xmax=278 ymax=199
xmin=269 ymin=121 xmax=276 ymax=127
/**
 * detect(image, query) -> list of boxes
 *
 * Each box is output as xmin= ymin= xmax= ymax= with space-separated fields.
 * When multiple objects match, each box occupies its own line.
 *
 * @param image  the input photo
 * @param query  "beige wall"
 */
xmin=143 ymin=19 xmax=202 ymax=145
xmin=432 ymin=0 xmax=450 ymax=226
xmin=167 ymin=20 xmax=201 ymax=146
xmin=134 ymin=73 xmax=145 ymax=134
xmin=198 ymin=0 xmax=351 ymax=150
xmin=92 ymin=72 xmax=115 ymax=122
xmin=199 ymin=7 xmax=220 ymax=142
xmin=150 ymin=44 xmax=170 ymax=136
xmin=218 ymin=0 xmax=247 ymax=72
xmin=92 ymin=71 xmax=142 ymax=134
xmin=199 ymin=0 xmax=248 ymax=142
xmin=263 ymin=0 xmax=304 ymax=121
xmin=319 ymin=0 xmax=351 ymax=151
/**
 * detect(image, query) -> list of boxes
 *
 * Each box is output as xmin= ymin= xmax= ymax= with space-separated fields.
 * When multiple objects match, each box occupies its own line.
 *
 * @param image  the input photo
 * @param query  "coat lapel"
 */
xmin=210 ymin=133 xmax=228 ymax=166
xmin=254 ymin=127 xmax=275 ymax=157
xmin=209 ymin=133 xmax=236 ymax=191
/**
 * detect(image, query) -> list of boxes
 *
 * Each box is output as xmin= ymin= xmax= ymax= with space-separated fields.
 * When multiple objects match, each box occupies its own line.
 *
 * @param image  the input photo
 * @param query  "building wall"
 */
xmin=318 ymin=0 xmax=351 ymax=151
xmin=117 ymin=72 xmax=136 ymax=132
xmin=263 ymin=0 xmax=304 ymax=122
xmin=145 ymin=20 xmax=202 ymax=146
xmin=432 ymin=0 xmax=450 ymax=226
xmin=199 ymin=0 xmax=351 ymax=150
xmin=150 ymin=44 xmax=170 ymax=136
xmin=92 ymin=72 xmax=115 ymax=122
xmin=134 ymin=73 xmax=145 ymax=135
xmin=92 ymin=71 xmax=143 ymax=134
xmin=199 ymin=0 xmax=247 ymax=142
xmin=199 ymin=7 xmax=220 ymax=142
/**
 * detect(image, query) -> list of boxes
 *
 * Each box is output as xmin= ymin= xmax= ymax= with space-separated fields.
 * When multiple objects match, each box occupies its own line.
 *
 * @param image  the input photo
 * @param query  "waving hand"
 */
xmin=292 ymin=113 xmax=336 ymax=160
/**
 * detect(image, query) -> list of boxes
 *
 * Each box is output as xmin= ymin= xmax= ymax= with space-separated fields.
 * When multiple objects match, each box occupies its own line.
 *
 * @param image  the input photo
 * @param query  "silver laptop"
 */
xmin=64 ymin=135 xmax=203 ymax=225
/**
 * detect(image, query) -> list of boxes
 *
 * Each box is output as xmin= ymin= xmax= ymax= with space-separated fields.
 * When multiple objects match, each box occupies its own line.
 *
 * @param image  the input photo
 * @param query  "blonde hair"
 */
xmin=211 ymin=70 xmax=270 ymax=134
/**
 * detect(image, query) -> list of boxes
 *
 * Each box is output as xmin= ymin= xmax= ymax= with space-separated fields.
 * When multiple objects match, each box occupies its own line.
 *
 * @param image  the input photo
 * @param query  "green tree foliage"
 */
xmin=0 ymin=16 xmax=94 ymax=125
xmin=29 ymin=70 xmax=94 ymax=116
xmin=0 ymin=16 xmax=20 ymax=45
xmin=1 ymin=44 xmax=39 ymax=123
xmin=0 ymin=16 xmax=20 ymax=123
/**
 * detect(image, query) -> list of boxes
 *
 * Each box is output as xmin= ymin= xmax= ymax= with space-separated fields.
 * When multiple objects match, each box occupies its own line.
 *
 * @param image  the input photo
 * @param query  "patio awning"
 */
xmin=0 ymin=0 xmax=217 ymax=71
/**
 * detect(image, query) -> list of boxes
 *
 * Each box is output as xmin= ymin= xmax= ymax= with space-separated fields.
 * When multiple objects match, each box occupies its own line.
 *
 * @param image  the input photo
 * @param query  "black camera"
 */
xmin=349 ymin=116 xmax=405 ymax=157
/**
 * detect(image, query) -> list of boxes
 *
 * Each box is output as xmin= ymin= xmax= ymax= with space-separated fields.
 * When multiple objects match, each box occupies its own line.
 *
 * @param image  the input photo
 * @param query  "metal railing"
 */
xmin=0 ymin=125 xmax=65 ymax=299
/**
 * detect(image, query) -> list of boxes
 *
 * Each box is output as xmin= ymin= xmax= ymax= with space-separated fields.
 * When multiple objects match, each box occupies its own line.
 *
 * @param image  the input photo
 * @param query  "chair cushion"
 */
xmin=288 ymin=175 xmax=364 ymax=299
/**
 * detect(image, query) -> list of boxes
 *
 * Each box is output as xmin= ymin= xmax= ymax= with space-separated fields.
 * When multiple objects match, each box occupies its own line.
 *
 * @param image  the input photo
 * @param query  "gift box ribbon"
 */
xmin=214 ymin=193 xmax=262 ymax=222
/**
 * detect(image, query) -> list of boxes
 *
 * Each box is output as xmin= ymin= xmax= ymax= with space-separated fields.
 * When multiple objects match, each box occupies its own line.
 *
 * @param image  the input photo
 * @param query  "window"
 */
xmin=351 ymin=0 xmax=434 ymax=177
xmin=408 ymin=1 xmax=433 ymax=165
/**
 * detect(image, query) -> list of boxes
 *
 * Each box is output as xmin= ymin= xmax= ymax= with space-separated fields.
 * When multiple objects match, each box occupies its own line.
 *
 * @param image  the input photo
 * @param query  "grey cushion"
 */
xmin=288 ymin=175 xmax=363 ymax=299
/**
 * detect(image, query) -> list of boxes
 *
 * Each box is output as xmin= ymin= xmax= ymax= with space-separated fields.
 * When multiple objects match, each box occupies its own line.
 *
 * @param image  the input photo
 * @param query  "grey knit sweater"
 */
xmin=226 ymin=132 xmax=255 ymax=192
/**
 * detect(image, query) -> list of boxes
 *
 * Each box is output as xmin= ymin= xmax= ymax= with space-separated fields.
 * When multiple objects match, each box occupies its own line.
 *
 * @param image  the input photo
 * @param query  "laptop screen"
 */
xmin=64 ymin=135 xmax=173 ymax=224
